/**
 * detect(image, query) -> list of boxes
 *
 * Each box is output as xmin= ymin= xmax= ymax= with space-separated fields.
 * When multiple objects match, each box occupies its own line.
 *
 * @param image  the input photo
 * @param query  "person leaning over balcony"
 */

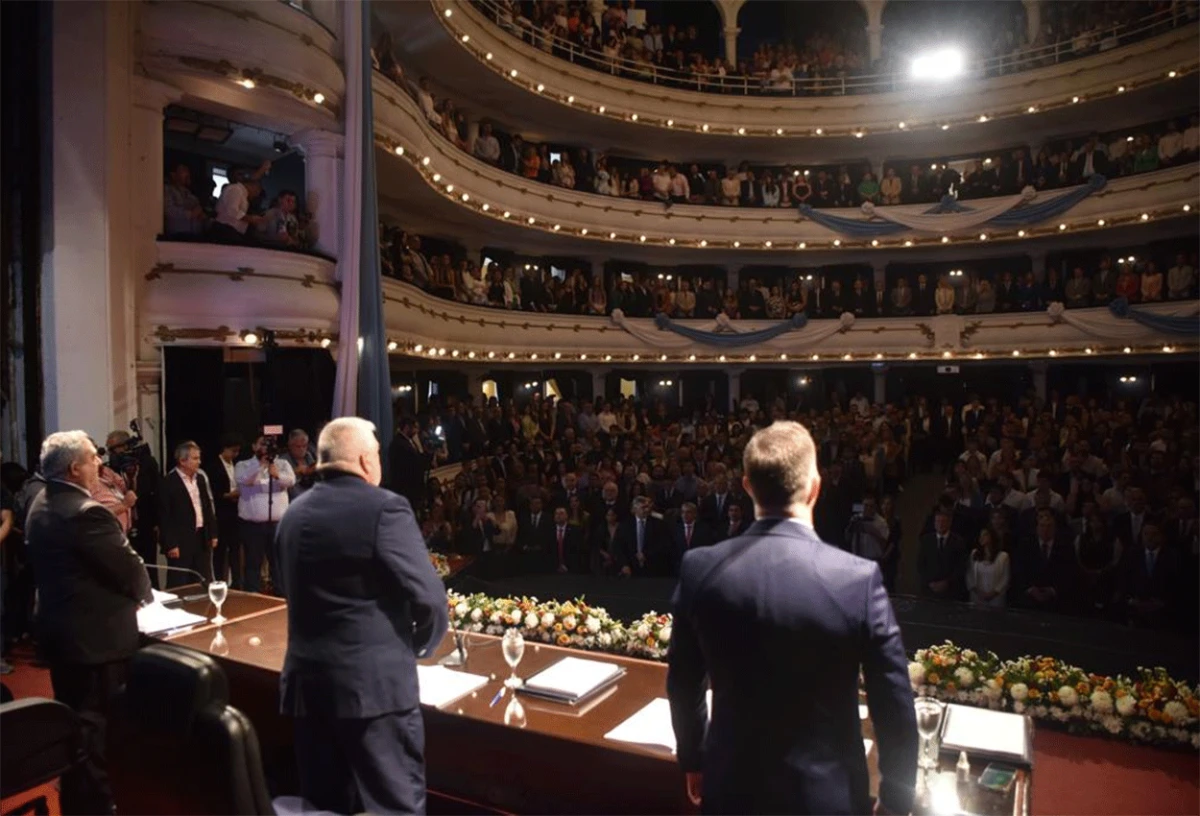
xmin=163 ymin=163 xmax=206 ymax=237
xmin=472 ymin=123 xmax=500 ymax=165
xmin=1167 ymin=253 xmax=1195 ymax=300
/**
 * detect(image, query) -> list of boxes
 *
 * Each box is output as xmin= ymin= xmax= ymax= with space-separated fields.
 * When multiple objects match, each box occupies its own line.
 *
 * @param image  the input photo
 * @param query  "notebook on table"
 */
xmin=518 ymin=656 xmax=626 ymax=706
xmin=939 ymin=704 xmax=1033 ymax=767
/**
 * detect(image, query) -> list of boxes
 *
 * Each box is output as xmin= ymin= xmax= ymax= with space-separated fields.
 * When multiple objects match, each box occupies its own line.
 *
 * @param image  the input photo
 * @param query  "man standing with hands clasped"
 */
xmin=235 ymin=435 xmax=294 ymax=595
xmin=668 ymin=421 xmax=918 ymax=815
xmin=277 ymin=417 xmax=448 ymax=814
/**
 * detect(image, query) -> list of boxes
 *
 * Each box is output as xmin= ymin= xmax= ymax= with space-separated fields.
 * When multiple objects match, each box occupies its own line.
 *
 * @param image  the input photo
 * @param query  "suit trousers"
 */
xmin=240 ymin=520 xmax=279 ymax=595
xmin=165 ymin=529 xmax=213 ymax=588
xmin=213 ymin=510 xmax=241 ymax=587
xmin=294 ymin=708 xmax=426 ymax=815
xmin=50 ymin=660 xmax=129 ymax=815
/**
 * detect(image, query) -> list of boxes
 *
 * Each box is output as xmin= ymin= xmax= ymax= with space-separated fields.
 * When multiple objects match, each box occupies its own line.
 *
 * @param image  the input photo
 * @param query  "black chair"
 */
xmin=108 ymin=643 xmax=274 ymax=815
xmin=0 ymin=697 xmax=84 ymax=815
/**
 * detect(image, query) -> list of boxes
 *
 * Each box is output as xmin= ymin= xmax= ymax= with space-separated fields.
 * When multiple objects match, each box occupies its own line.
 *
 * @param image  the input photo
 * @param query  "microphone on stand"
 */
xmin=146 ymin=565 xmax=210 ymax=603
xmin=439 ymin=614 xmax=468 ymax=667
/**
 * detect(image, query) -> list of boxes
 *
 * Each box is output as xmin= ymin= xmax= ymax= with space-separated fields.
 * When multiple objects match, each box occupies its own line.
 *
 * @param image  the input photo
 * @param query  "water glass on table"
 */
xmin=914 ymin=696 xmax=945 ymax=771
xmin=208 ymin=580 xmax=228 ymax=625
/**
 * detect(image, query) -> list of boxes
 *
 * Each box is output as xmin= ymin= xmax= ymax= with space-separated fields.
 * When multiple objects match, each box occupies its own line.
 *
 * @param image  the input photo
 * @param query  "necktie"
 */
xmin=1146 ymin=549 xmax=1155 ymax=574
xmin=1043 ymin=541 xmax=1051 ymax=561
xmin=532 ymin=513 xmax=539 ymax=528
xmin=717 ymin=494 xmax=725 ymax=514
xmin=557 ymin=527 xmax=565 ymax=566
xmin=1132 ymin=515 xmax=1142 ymax=542
xmin=637 ymin=519 xmax=645 ymax=555
xmin=685 ymin=524 xmax=693 ymax=547
xmin=729 ymin=521 xmax=736 ymax=537
xmin=937 ymin=535 xmax=945 ymax=552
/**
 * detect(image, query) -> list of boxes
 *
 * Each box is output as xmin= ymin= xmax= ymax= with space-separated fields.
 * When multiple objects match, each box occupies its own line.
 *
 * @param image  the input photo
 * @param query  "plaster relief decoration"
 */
xmin=610 ymin=309 xmax=855 ymax=352
xmin=800 ymin=176 xmax=1106 ymax=237
xmin=1047 ymin=298 xmax=1200 ymax=338
xmin=929 ymin=314 xmax=967 ymax=349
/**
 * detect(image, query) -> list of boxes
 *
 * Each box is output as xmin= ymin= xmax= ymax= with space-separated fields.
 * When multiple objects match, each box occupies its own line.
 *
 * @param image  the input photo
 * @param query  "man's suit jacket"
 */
xmin=25 ymin=481 xmax=153 ymax=665
xmin=203 ymin=458 xmax=240 ymax=531
xmin=1012 ymin=536 xmax=1076 ymax=608
xmin=548 ymin=524 xmax=586 ymax=573
xmin=278 ymin=471 xmax=449 ymax=719
xmin=668 ymin=519 xmax=917 ymax=814
xmin=1118 ymin=545 xmax=1180 ymax=605
xmin=670 ymin=520 xmax=714 ymax=574
xmin=454 ymin=518 xmax=497 ymax=556
xmin=516 ymin=510 xmax=554 ymax=552
xmin=916 ymin=532 xmax=969 ymax=600
xmin=615 ymin=515 xmax=669 ymax=576
xmin=158 ymin=469 xmax=218 ymax=556
xmin=1111 ymin=511 xmax=1156 ymax=551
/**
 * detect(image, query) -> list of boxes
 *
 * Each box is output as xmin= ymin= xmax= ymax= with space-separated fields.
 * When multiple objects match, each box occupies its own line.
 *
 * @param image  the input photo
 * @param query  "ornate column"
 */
xmin=873 ymin=364 xmax=888 ymax=405
xmin=861 ymin=0 xmax=887 ymax=65
xmin=713 ymin=0 xmax=747 ymax=66
xmin=1022 ymin=0 xmax=1041 ymax=45
xmin=1029 ymin=360 xmax=1049 ymax=404
xmin=871 ymin=260 xmax=888 ymax=314
xmin=728 ymin=367 xmax=744 ymax=413
xmin=592 ymin=368 xmax=609 ymax=403
xmin=1028 ymin=250 xmax=1048 ymax=283
xmin=290 ymin=129 xmax=344 ymax=262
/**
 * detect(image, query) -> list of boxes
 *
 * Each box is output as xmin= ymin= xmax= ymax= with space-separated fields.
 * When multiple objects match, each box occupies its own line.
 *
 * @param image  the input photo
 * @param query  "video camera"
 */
xmin=105 ymin=419 xmax=151 ymax=474
xmin=261 ymin=424 xmax=284 ymax=462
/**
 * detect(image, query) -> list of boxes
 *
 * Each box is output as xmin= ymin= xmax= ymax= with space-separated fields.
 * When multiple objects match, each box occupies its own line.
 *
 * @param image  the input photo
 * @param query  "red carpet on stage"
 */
xmin=2 ymin=647 xmax=1197 ymax=816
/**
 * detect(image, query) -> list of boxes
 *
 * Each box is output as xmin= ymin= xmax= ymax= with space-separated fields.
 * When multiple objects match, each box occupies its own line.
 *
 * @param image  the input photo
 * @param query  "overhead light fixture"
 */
xmin=978 ymin=114 xmax=989 ymax=122
xmin=527 ymin=216 xmax=535 ymax=224
xmin=814 ymin=128 xmax=823 ymax=135
xmin=733 ymin=241 xmax=740 ymax=248
xmin=631 ymin=114 xmax=639 ymax=121
xmin=941 ymin=236 xmax=950 ymax=243
xmin=1084 ymin=347 xmax=1094 ymax=354
xmin=776 ymin=128 xmax=784 ymax=136
xmin=1169 ymin=70 xmax=1178 ymax=78
xmin=553 ymin=224 xmax=560 ymax=231
xmin=833 ymin=239 xmax=841 ymax=247
xmin=609 ymin=232 xmax=616 ymax=239
xmin=765 ymin=241 xmax=773 ymax=248
xmin=941 ymin=124 xmax=950 ymax=131
xmin=467 ymin=351 xmax=476 ymax=359
xmin=432 ymin=173 xmax=440 ymax=182
xmin=320 ymin=337 xmax=332 ymax=349
xmin=903 ymin=240 xmax=913 ymax=247
xmin=871 ymin=239 xmax=879 ymax=247
xmin=536 ymin=83 xmax=545 ymax=92
xmin=979 ymin=233 xmax=988 ymax=241
xmin=485 ymin=52 xmax=493 ymax=60
xmin=1059 ymin=223 xmax=1067 ymax=231
xmin=567 ymin=95 xmax=574 ymax=103
xmin=798 ymin=242 xmax=806 ymax=249
xmin=701 ymin=123 xmax=709 ymax=132
xmin=668 ymin=238 xmax=675 ymax=245
xmin=239 ymin=78 xmax=256 ymax=89
xmin=1140 ymin=212 xmax=1149 ymax=220
xmin=509 ymin=69 xmax=518 ymax=77
xmin=1027 ymin=105 xmax=1037 ymax=113
xmin=598 ymin=105 xmax=606 ymax=113
xmin=1017 ymin=229 xmax=1026 ymax=237
xmin=387 ymin=340 xmax=398 ymax=351
xmin=461 ymin=34 xmax=470 ymax=42
xmin=1184 ymin=204 xmax=1192 ymax=212
xmin=1049 ymin=349 xmax=1058 ymax=357
xmin=632 ymin=354 xmax=639 ymax=361
xmin=580 ymin=228 xmax=588 ymax=235
xmin=1071 ymin=96 xmax=1079 ymax=103
xmin=394 ymin=145 xmax=404 ymax=156
xmin=898 ymin=121 xmax=907 ymax=129
xmin=911 ymin=47 xmax=965 ymax=81
xmin=1117 ymin=85 xmax=1125 ymax=92
xmin=1097 ymin=218 xmax=1105 ymax=226
xmin=639 ymin=235 xmax=646 ymax=242
xmin=443 ymin=8 xmax=452 ymax=17
xmin=241 ymin=330 xmax=258 ymax=345
xmin=666 ymin=119 xmax=674 ymax=127
xmin=699 ymin=239 xmax=707 ymax=247
xmin=854 ymin=131 xmax=864 ymax=138
xmin=313 ymin=92 xmax=325 ymax=104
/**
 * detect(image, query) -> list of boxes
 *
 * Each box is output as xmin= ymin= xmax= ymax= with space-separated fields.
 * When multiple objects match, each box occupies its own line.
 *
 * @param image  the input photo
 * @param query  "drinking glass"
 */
xmin=503 ymin=695 xmax=527 ymax=729
xmin=914 ymin=696 xmax=945 ymax=771
xmin=501 ymin=628 xmax=525 ymax=688
xmin=208 ymin=580 xmax=228 ymax=625
xmin=209 ymin=628 xmax=229 ymax=657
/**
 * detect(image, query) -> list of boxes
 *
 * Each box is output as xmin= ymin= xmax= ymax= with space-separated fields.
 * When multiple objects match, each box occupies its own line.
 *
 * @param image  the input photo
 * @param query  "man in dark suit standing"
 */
xmin=616 ymin=496 xmax=668 ymax=577
xmin=204 ymin=434 xmax=242 ymax=586
xmin=26 ymin=431 xmax=153 ymax=815
xmin=917 ymin=508 xmax=969 ymax=601
xmin=668 ymin=422 xmax=917 ymax=814
xmin=388 ymin=417 xmax=427 ymax=508
xmin=549 ymin=505 xmax=586 ymax=573
xmin=670 ymin=502 xmax=713 ymax=575
xmin=1013 ymin=510 xmax=1076 ymax=613
xmin=278 ymin=417 xmax=448 ymax=814
xmin=1115 ymin=521 xmax=1180 ymax=629
xmin=158 ymin=441 xmax=219 ymax=587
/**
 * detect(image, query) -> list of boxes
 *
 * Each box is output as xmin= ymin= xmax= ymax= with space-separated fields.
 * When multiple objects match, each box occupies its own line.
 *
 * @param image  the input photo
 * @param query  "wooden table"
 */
xmin=162 ymin=591 xmax=1029 ymax=815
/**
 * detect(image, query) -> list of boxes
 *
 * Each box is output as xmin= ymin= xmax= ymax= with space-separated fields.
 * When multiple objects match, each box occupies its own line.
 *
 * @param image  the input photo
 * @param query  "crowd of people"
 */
xmin=391 ymin=48 xmax=1197 ymax=210
xmin=476 ymin=0 xmax=1187 ymax=95
xmin=384 ymin=381 xmax=1198 ymax=633
xmin=381 ymin=225 xmax=1199 ymax=320
xmin=161 ymin=159 xmax=316 ymax=250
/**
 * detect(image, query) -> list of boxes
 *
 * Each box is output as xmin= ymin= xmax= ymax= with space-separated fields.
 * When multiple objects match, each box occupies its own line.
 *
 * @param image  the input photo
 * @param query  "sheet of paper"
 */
xmin=151 ymin=589 xmax=179 ymax=604
xmin=940 ymin=704 xmax=1028 ymax=760
xmin=604 ymin=691 xmax=712 ymax=754
xmin=523 ymin=656 xmax=622 ymax=700
xmin=137 ymin=603 xmax=207 ymax=635
xmin=416 ymin=665 xmax=489 ymax=709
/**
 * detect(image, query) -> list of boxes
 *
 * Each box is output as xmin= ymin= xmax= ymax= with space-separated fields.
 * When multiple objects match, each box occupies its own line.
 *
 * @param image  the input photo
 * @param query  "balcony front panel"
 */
xmin=374 ymin=80 xmax=1198 ymax=252
xmin=433 ymin=0 xmax=1198 ymax=137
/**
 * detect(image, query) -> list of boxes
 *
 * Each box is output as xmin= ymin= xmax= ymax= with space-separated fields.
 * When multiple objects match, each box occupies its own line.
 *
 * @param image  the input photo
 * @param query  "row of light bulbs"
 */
xmin=442 ymin=8 xmax=1190 ymax=138
xmin=388 ymin=140 xmax=1198 ymax=251
xmin=399 ymin=343 xmax=1184 ymax=363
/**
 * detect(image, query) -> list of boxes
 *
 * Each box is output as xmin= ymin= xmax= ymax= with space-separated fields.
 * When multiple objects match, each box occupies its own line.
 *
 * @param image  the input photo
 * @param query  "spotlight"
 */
xmin=313 ymin=92 xmax=325 ymax=105
xmin=241 ymin=330 xmax=258 ymax=345
xmin=239 ymin=78 xmax=256 ymax=89
xmin=320 ymin=337 xmax=332 ymax=349
xmin=911 ymin=47 xmax=965 ymax=81
xmin=387 ymin=340 xmax=398 ymax=351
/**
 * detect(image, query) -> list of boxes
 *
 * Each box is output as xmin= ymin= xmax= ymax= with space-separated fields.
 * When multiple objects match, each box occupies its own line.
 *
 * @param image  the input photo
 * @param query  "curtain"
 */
xmin=1048 ymin=299 xmax=1200 ymax=338
xmin=610 ymin=309 xmax=855 ymax=352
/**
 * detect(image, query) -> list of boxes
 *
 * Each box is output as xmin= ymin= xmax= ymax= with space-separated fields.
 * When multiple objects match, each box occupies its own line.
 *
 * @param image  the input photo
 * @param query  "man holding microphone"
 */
xmin=235 ymin=435 xmax=294 ymax=595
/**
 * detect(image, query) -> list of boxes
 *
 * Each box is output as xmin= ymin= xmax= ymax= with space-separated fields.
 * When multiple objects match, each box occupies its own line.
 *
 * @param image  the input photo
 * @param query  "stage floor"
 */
xmin=453 ymin=572 xmax=1200 ymax=683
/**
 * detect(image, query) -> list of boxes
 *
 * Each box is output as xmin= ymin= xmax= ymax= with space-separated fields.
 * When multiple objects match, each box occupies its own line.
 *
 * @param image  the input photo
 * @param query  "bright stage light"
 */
xmin=910 ymin=47 xmax=965 ymax=81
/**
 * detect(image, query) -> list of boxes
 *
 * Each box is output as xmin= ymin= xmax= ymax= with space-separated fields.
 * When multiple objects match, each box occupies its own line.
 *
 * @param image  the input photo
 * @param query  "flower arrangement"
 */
xmin=446 ymin=591 xmax=626 ymax=652
xmin=625 ymin=611 xmax=673 ymax=660
xmin=910 ymin=643 xmax=1199 ymax=750
xmin=440 ymin=589 xmax=1200 ymax=752
xmin=429 ymin=551 xmax=451 ymax=579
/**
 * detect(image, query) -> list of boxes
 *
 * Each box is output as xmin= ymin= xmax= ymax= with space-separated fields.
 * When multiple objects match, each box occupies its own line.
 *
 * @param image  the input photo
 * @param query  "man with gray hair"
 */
xmin=668 ymin=421 xmax=918 ymax=815
xmin=616 ymin=495 xmax=667 ymax=577
xmin=281 ymin=428 xmax=317 ymax=500
xmin=276 ymin=417 xmax=448 ymax=814
xmin=26 ymin=430 xmax=153 ymax=815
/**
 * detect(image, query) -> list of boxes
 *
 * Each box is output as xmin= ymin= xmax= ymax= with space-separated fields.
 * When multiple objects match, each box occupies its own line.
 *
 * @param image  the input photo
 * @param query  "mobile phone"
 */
xmin=978 ymin=763 xmax=1016 ymax=795
xmin=852 ymin=503 xmax=864 ymax=514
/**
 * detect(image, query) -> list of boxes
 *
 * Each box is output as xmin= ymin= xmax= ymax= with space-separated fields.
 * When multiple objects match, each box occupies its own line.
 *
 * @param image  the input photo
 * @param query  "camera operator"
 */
xmin=91 ymin=456 xmax=136 ymax=534
xmin=845 ymin=494 xmax=890 ymax=567
xmin=234 ymin=435 xmax=295 ymax=595
xmin=281 ymin=429 xmax=317 ymax=501
xmin=105 ymin=428 xmax=162 ymax=586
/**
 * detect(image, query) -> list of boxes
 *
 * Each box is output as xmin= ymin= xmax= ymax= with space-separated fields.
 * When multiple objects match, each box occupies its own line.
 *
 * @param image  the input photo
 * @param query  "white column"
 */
xmin=1030 ymin=361 xmax=1049 ymax=404
xmin=871 ymin=260 xmax=887 ymax=313
xmin=290 ymin=129 xmax=344 ymax=262
xmin=861 ymin=0 xmax=887 ymax=65
xmin=43 ymin=1 xmax=137 ymax=436
xmin=1028 ymin=250 xmax=1048 ymax=282
xmin=722 ymin=26 xmax=741 ymax=66
xmin=1022 ymin=0 xmax=1041 ymax=45
xmin=713 ymin=0 xmax=747 ymax=66
xmin=728 ymin=368 xmax=743 ymax=413
xmin=588 ymin=0 xmax=605 ymax=26
xmin=466 ymin=371 xmax=485 ymax=405
xmin=873 ymin=364 xmax=888 ymax=405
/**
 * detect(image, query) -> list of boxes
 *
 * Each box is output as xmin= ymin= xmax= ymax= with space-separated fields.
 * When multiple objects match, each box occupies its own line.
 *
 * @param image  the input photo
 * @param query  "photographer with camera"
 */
xmin=234 ymin=434 xmax=295 ymax=595
xmin=845 ymin=494 xmax=890 ymax=568
xmin=105 ymin=427 xmax=162 ymax=586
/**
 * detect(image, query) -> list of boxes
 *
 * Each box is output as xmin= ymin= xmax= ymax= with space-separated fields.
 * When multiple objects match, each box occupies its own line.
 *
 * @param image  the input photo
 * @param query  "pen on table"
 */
xmin=489 ymin=686 xmax=507 ymax=708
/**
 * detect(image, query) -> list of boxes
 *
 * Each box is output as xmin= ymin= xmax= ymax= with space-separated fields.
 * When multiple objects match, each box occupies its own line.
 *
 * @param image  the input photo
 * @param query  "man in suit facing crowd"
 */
xmin=668 ymin=421 xmax=917 ymax=814
xmin=27 ymin=431 xmax=153 ymax=815
xmin=917 ymin=508 xmax=968 ymax=601
xmin=388 ymin=417 xmax=426 ymax=509
xmin=278 ymin=417 xmax=448 ymax=814
xmin=158 ymin=441 xmax=219 ymax=587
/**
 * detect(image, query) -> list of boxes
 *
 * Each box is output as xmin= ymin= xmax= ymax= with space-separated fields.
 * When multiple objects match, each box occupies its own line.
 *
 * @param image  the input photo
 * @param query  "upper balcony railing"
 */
xmin=471 ymin=0 xmax=1192 ymax=97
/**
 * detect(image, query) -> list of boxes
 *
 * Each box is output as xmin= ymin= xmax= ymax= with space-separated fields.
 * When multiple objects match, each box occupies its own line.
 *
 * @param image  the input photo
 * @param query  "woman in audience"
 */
xmin=489 ymin=494 xmax=518 ymax=551
xmin=791 ymin=171 xmax=812 ymax=206
xmin=967 ymin=527 xmax=1010 ymax=609
xmin=593 ymin=507 xmax=621 ymax=575
xmin=675 ymin=279 xmax=696 ymax=317
xmin=760 ymin=172 xmax=781 ymax=207
xmin=566 ymin=494 xmax=590 ymax=532
xmin=521 ymin=145 xmax=540 ymax=179
xmin=880 ymin=167 xmax=902 ymax=205
xmin=1140 ymin=260 xmax=1164 ymax=301
xmin=1076 ymin=505 xmax=1118 ymax=615
xmin=1115 ymin=265 xmax=1141 ymax=301
xmin=653 ymin=280 xmax=674 ymax=314
xmin=588 ymin=279 xmax=608 ymax=315
xmin=766 ymin=285 xmax=786 ymax=318
xmin=786 ymin=280 xmax=808 ymax=316
xmin=856 ymin=171 xmax=881 ymax=205
xmin=934 ymin=277 xmax=956 ymax=314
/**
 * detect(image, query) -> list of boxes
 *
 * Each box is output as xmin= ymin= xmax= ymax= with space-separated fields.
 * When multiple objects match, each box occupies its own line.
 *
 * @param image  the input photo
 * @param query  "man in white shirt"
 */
xmin=652 ymin=164 xmax=672 ymax=203
xmin=668 ymin=166 xmax=690 ymax=204
xmin=1025 ymin=473 xmax=1065 ymax=514
xmin=597 ymin=403 xmax=618 ymax=434
xmin=235 ymin=436 xmax=296 ymax=595
xmin=1167 ymin=252 xmax=1195 ymax=300
xmin=1158 ymin=121 xmax=1184 ymax=166
xmin=212 ymin=178 xmax=264 ymax=244
xmin=417 ymin=76 xmax=439 ymax=125
xmin=472 ymin=123 xmax=501 ymax=165
xmin=1182 ymin=114 xmax=1199 ymax=159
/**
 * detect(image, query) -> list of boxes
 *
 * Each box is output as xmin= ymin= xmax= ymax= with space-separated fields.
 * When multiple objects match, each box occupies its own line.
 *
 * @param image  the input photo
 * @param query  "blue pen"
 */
xmin=489 ymin=686 xmax=507 ymax=708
